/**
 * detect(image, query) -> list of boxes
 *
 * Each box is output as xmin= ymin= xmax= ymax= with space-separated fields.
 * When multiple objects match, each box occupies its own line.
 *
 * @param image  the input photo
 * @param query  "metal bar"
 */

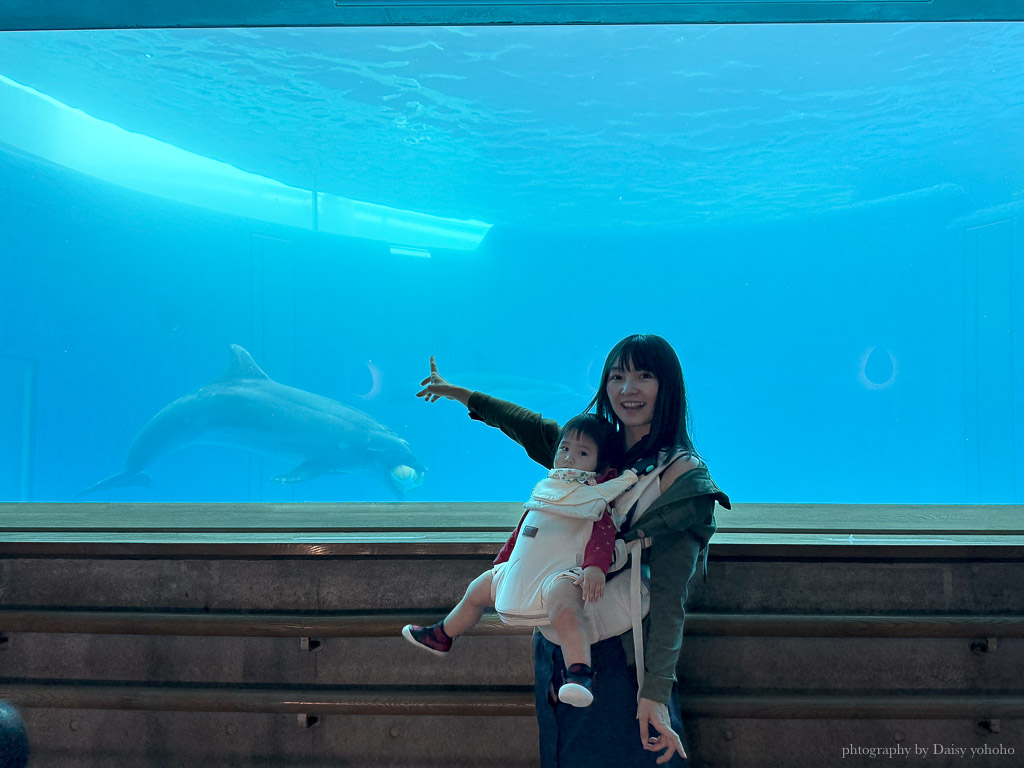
xmin=0 ymin=609 xmax=531 ymax=637
xmin=0 ymin=682 xmax=536 ymax=716
xmin=1 ymin=681 xmax=1021 ymax=719
xmin=684 ymin=613 xmax=1024 ymax=638
xmin=2 ymin=608 xmax=1022 ymax=638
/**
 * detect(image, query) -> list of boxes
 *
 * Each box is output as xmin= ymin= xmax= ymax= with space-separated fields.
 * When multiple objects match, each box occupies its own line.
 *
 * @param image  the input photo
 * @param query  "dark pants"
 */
xmin=534 ymin=631 xmax=689 ymax=768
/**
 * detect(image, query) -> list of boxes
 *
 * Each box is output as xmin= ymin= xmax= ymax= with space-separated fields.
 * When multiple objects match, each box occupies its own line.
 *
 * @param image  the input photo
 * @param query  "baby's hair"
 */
xmin=557 ymin=413 xmax=623 ymax=473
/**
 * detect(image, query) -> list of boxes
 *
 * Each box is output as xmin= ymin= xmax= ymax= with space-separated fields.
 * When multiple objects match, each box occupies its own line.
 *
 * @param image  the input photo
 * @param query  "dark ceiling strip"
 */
xmin=0 ymin=0 xmax=1022 ymax=31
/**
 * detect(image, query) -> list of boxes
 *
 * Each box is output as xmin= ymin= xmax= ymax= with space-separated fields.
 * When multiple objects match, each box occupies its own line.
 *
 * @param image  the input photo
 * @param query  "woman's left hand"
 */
xmin=637 ymin=697 xmax=687 ymax=764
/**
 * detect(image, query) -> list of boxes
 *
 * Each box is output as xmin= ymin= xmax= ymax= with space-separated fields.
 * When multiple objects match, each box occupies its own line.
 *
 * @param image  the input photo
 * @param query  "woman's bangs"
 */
xmin=614 ymin=335 xmax=661 ymax=376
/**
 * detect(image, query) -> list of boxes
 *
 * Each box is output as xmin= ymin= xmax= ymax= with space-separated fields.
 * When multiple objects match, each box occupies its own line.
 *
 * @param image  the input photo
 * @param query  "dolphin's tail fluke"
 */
xmin=73 ymin=471 xmax=153 ymax=499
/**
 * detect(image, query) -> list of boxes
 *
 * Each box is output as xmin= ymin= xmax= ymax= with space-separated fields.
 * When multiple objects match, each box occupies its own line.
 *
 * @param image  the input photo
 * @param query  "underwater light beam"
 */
xmin=0 ymin=74 xmax=490 ymax=253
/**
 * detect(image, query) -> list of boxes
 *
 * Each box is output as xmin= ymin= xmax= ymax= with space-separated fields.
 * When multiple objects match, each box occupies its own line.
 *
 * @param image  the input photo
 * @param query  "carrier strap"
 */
xmin=615 ymin=451 xmax=688 ymax=702
xmin=626 ymin=538 xmax=645 ymax=700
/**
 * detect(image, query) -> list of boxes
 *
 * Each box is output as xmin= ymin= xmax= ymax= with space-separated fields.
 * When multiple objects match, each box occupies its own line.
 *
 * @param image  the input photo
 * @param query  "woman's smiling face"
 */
xmin=606 ymin=359 xmax=659 ymax=438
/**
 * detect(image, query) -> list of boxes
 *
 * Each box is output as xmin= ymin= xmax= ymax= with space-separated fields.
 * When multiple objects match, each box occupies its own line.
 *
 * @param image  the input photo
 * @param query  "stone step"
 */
xmin=2 ymin=555 xmax=1020 ymax=613
xmin=2 ymin=634 xmax=1019 ymax=691
xmin=14 ymin=708 xmax=1021 ymax=768
xmin=19 ymin=709 xmax=539 ymax=768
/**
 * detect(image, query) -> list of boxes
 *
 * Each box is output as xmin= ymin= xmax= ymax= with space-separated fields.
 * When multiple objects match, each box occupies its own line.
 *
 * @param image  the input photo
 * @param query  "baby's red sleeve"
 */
xmin=582 ymin=510 xmax=616 ymax=572
xmin=494 ymin=511 xmax=528 ymax=565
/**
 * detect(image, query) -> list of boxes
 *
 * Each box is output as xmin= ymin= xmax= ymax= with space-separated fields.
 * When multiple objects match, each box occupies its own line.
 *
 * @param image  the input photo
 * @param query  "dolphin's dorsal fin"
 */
xmin=221 ymin=344 xmax=271 ymax=381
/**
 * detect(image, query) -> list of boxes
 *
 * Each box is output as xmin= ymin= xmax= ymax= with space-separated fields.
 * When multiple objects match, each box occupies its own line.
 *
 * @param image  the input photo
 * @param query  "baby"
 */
xmin=402 ymin=414 xmax=637 ymax=707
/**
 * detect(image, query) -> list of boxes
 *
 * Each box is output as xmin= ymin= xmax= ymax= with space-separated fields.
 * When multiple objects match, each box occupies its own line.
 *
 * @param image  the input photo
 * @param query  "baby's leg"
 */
xmin=442 ymin=570 xmax=495 ymax=638
xmin=544 ymin=576 xmax=590 ymax=667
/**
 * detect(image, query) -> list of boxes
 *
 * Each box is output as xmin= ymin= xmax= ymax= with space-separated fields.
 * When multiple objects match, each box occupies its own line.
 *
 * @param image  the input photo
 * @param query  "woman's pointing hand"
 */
xmin=417 ymin=355 xmax=472 ymax=406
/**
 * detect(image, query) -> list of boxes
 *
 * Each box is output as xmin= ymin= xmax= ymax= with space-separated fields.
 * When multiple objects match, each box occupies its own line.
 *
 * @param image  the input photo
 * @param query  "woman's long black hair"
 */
xmin=585 ymin=334 xmax=699 ymax=468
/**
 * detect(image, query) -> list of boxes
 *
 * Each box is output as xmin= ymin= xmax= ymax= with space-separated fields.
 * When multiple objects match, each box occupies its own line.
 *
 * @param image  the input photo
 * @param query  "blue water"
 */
xmin=1 ymin=23 xmax=1022 ymax=504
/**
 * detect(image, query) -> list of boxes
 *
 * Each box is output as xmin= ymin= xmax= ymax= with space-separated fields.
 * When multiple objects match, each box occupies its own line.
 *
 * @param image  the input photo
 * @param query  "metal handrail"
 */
xmin=2 ymin=608 xmax=1022 ymax=638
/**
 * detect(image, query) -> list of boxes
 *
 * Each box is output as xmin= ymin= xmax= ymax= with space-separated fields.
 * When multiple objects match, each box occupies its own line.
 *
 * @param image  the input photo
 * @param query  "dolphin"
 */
xmin=79 ymin=345 xmax=425 ymax=497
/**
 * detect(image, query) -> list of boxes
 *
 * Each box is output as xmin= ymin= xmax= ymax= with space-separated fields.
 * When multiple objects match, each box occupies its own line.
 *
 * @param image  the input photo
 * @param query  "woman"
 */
xmin=417 ymin=334 xmax=730 ymax=767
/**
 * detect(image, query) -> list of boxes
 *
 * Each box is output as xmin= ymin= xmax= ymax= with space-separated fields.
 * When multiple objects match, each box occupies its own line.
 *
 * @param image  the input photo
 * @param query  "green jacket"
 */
xmin=468 ymin=392 xmax=731 ymax=703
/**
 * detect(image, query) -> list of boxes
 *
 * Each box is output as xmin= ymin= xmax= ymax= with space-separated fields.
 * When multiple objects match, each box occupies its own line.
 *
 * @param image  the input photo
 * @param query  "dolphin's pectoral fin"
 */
xmin=74 ymin=471 xmax=153 ymax=499
xmin=271 ymin=461 xmax=333 ymax=484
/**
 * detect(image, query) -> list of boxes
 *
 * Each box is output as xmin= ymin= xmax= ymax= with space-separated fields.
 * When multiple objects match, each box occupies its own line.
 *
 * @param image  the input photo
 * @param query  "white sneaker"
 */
xmin=557 ymin=681 xmax=594 ymax=707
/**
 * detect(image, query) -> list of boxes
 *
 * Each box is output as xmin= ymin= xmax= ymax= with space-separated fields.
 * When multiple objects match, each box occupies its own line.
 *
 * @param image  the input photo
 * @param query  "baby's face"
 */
xmin=554 ymin=432 xmax=599 ymax=472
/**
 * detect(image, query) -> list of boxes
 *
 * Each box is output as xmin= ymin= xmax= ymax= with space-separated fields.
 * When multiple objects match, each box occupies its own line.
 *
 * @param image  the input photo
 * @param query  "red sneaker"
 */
xmin=401 ymin=623 xmax=452 ymax=657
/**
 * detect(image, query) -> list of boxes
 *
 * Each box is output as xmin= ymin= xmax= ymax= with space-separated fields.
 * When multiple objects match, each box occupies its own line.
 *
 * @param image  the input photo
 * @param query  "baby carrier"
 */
xmin=494 ymin=468 xmax=636 ymax=626
xmin=539 ymin=451 xmax=690 ymax=696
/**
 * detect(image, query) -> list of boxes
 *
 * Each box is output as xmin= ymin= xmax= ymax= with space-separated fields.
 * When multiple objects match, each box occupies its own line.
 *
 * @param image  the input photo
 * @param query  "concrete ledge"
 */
xmin=4 ymin=502 xmax=1022 ymax=535
xmin=1 ymin=502 xmax=1022 ymax=558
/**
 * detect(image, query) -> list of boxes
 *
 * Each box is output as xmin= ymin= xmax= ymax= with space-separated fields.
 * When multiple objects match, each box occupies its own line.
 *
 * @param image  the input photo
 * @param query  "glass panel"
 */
xmin=1 ymin=23 xmax=1021 ymax=502
xmin=0 ymin=357 xmax=33 ymax=500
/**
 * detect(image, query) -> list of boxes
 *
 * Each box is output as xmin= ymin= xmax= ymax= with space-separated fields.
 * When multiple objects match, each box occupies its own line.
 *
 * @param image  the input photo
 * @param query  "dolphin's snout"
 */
xmin=390 ymin=464 xmax=425 ymax=494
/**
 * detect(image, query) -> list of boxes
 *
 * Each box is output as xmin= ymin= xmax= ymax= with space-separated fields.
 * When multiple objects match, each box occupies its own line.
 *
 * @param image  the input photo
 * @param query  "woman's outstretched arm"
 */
xmin=417 ymin=355 xmax=560 ymax=468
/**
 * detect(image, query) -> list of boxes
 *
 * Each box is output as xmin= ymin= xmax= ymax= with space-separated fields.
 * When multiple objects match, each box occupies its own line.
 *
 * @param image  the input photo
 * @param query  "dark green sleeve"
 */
xmin=466 ymin=391 xmax=560 ymax=469
xmin=641 ymin=495 xmax=715 ymax=703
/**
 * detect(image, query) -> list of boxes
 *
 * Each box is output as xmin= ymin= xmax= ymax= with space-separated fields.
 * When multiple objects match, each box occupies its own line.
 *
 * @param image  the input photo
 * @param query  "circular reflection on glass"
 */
xmin=344 ymin=359 xmax=382 ymax=401
xmin=158 ymin=304 xmax=183 ymax=333
xmin=857 ymin=346 xmax=898 ymax=390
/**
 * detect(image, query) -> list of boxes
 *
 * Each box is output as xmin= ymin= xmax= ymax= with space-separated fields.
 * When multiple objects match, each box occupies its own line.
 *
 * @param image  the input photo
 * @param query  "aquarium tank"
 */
xmin=0 ymin=23 xmax=1021 ymax=505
